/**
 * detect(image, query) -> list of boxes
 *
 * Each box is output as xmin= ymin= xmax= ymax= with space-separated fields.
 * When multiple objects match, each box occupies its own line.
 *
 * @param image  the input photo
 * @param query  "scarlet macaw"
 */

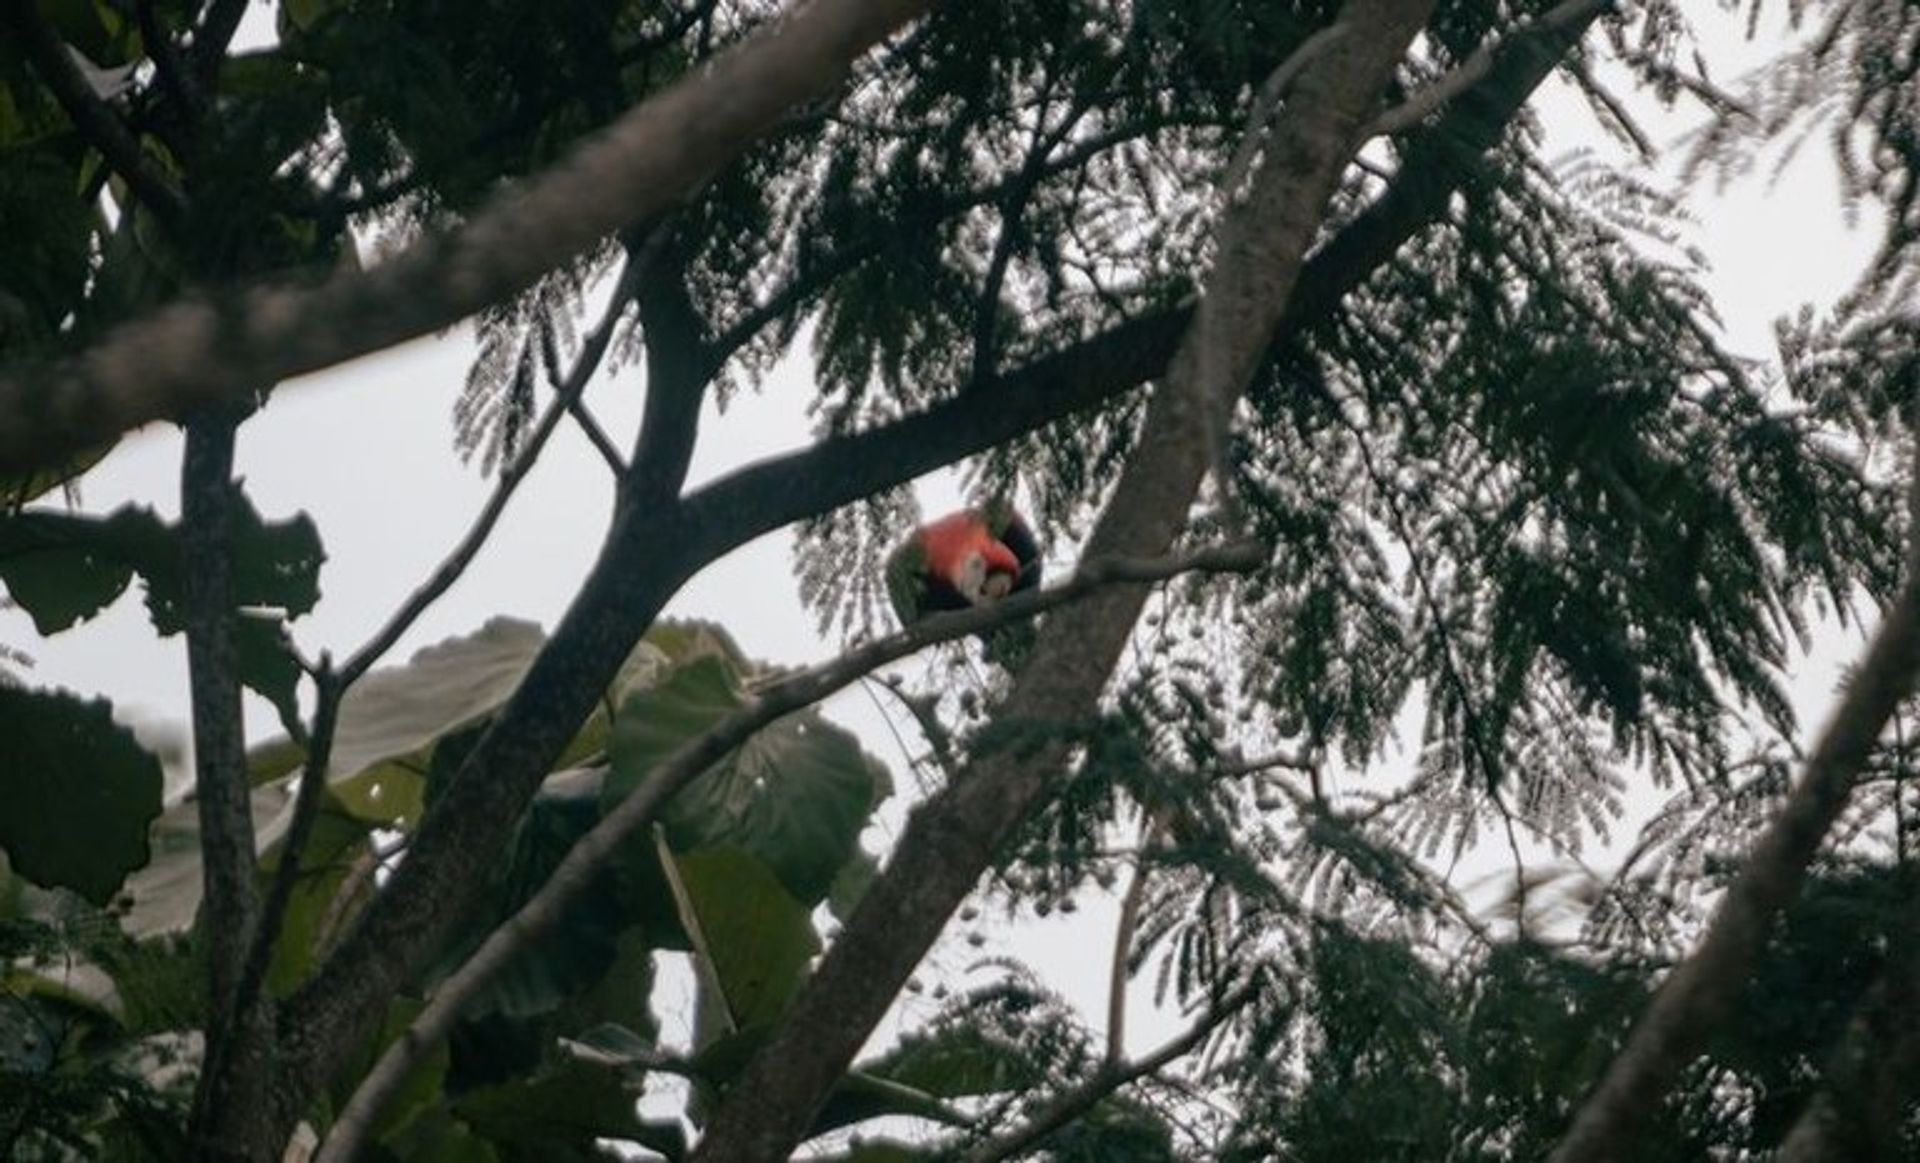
xmin=886 ymin=503 xmax=1042 ymax=637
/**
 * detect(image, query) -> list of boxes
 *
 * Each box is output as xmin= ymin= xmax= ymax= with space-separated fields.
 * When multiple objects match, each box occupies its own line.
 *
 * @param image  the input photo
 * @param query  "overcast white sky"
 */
xmin=0 ymin=2 xmax=1895 ymax=1085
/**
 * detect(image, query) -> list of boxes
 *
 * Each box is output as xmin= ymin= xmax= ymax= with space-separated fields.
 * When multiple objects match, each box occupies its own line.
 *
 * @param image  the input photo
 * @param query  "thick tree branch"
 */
xmin=0 ymin=0 xmax=189 ymax=227
xmin=1365 ymin=0 xmax=1610 ymax=139
xmin=680 ymin=0 xmax=1603 ymax=555
xmin=1550 ymin=517 xmax=1920 ymax=1158
xmin=339 ymin=252 xmax=642 ymax=688
xmin=685 ymin=5 xmax=1436 ymax=1158
xmin=265 ymin=10 xmax=1586 ymax=1148
xmin=627 ymin=230 xmax=711 ymax=502
xmin=177 ymin=415 xmax=282 ymax=1159
xmin=188 ymin=0 xmax=253 ymax=89
xmin=315 ymin=541 xmax=1261 ymax=1163
xmin=0 ymin=0 xmax=936 ymax=478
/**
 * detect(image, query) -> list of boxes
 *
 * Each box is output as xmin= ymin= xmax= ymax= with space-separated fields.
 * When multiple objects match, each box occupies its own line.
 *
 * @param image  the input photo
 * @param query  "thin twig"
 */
xmin=337 ymin=254 xmax=641 ymax=688
xmin=231 ymin=660 xmax=343 ymax=1022
xmin=314 ymin=540 xmax=1263 ymax=1163
xmin=1105 ymin=811 xmax=1166 ymax=1067
xmin=959 ymin=983 xmax=1256 ymax=1163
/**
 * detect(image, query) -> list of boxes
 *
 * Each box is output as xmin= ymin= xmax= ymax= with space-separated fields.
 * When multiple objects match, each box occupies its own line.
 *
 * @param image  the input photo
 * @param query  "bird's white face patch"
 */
xmin=956 ymin=550 xmax=988 ymax=604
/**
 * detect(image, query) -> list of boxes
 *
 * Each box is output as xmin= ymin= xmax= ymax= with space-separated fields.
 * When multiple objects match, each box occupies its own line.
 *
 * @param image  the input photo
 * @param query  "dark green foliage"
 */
xmin=7 ymin=0 xmax=1920 ymax=1158
xmin=0 ymin=499 xmax=324 ymax=726
xmin=0 ymin=688 xmax=161 ymax=904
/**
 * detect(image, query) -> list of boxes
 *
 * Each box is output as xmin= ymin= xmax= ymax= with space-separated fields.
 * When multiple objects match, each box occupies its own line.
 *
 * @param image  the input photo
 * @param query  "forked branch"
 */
xmin=315 ymin=541 xmax=1262 ymax=1163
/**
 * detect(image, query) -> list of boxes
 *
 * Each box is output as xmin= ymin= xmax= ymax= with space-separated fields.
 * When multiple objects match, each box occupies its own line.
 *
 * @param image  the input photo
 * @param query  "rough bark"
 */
xmin=684 ymin=3 xmax=1438 ymax=1157
xmin=177 ymin=415 xmax=280 ymax=1161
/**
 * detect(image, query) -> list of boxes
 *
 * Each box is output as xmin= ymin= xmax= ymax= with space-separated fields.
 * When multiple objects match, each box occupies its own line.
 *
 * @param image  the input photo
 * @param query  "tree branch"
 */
xmin=958 ymin=983 xmax=1255 ymax=1163
xmin=0 ymin=0 xmax=937 ymax=478
xmin=315 ymin=541 xmax=1263 ymax=1163
xmin=1774 ymin=948 xmax=1920 ymax=1162
xmin=176 ymin=414 xmax=275 ymax=1157
xmin=268 ymin=10 xmax=1588 ymax=1143
xmin=1104 ymin=812 xmax=1165 ymax=1068
xmin=684 ymin=5 xmax=1436 ymax=1158
xmin=339 ymin=250 xmax=642 ymax=688
xmin=1364 ymin=0 xmax=1610 ymax=139
xmin=233 ymin=660 xmax=342 ymax=1023
xmin=627 ymin=229 xmax=711 ymax=502
xmin=1550 ymin=475 xmax=1920 ymax=1159
xmin=0 ymin=0 xmax=189 ymax=228
xmin=678 ymin=0 xmax=1605 ymax=557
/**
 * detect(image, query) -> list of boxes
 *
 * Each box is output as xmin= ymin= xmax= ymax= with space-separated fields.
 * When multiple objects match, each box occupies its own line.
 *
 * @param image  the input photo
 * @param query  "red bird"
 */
xmin=886 ymin=503 xmax=1042 ymax=630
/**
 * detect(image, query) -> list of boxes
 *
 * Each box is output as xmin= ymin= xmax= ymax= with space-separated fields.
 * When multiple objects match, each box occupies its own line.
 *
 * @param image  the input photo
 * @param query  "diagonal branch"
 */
xmin=685 ymin=5 xmax=1438 ymax=1158
xmin=315 ymin=540 xmax=1262 ymax=1163
xmin=0 ymin=0 xmax=189 ymax=228
xmin=1365 ymin=0 xmax=1611 ymax=139
xmin=1549 ymin=438 xmax=1920 ymax=1160
xmin=960 ymin=982 xmax=1256 ymax=1163
xmin=0 ymin=0 xmax=937 ymax=478
xmin=677 ymin=0 xmax=1605 ymax=558
xmin=274 ymin=6 xmax=1590 ymax=1138
xmin=340 ymin=250 xmax=643 ymax=688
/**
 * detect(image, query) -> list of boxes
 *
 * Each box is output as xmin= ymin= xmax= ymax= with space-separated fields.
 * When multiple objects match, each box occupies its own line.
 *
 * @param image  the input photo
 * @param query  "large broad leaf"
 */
xmin=607 ymin=655 xmax=892 ymax=905
xmin=0 ymin=500 xmax=323 ymax=633
xmin=119 ymin=776 xmax=299 ymax=939
xmin=453 ymin=1058 xmax=684 ymax=1160
xmin=0 ymin=499 xmax=324 ymax=725
xmin=666 ymin=844 xmax=819 ymax=1035
xmin=0 ymin=686 xmax=162 ymax=904
xmin=323 ymin=618 xmax=666 ymax=825
xmin=438 ymin=766 xmax=651 ymax=1025
xmin=331 ymin=999 xmax=450 ymax=1149
xmin=259 ymin=802 xmax=377 ymax=995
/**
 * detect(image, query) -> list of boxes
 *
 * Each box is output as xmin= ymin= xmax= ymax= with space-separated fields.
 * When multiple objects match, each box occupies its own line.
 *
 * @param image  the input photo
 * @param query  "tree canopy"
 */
xmin=3 ymin=0 xmax=1919 ymax=1160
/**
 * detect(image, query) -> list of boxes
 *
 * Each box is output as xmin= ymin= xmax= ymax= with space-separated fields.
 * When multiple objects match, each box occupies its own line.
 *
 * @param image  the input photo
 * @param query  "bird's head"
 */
xmin=925 ymin=512 xmax=1022 ymax=605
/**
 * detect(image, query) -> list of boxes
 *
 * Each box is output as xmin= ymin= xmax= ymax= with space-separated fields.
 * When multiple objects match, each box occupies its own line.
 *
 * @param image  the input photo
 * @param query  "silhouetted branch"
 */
xmin=0 ymin=0 xmax=937 ymax=477
xmin=339 ymin=252 xmax=643 ymax=688
xmin=315 ymin=541 xmax=1262 ymax=1163
xmin=686 ymin=4 xmax=1436 ymax=1157
xmin=959 ymin=983 xmax=1255 ymax=1163
xmin=1550 ymin=432 xmax=1920 ymax=1161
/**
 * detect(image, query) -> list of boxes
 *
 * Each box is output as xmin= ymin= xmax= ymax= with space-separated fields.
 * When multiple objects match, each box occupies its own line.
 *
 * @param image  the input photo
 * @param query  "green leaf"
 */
xmin=259 ymin=803 xmax=375 ymax=995
xmin=326 ymin=618 xmax=665 ymax=825
xmin=667 ymin=844 xmax=819 ymax=1034
xmin=455 ymin=1058 xmax=683 ymax=1159
xmin=440 ymin=766 xmax=645 ymax=1023
xmin=0 ymin=506 xmax=157 ymax=633
xmin=608 ymin=655 xmax=891 ymax=905
xmin=119 ymin=776 xmax=298 ymax=938
xmin=331 ymin=998 xmax=449 ymax=1148
xmin=0 ymin=686 xmax=162 ymax=904
xmin=0 ymin=500 xmax=323 ymax=636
